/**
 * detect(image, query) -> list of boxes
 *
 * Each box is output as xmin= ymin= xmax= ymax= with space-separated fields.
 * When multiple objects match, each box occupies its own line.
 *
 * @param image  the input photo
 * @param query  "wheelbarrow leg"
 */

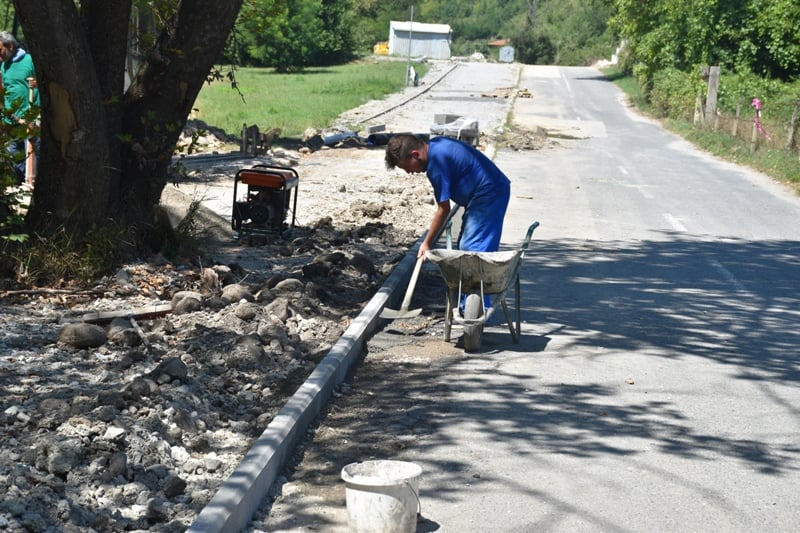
xmin=444 ymin=288 xmax=455 ymax=342
xmin=501 ymin=299 xmax=518 ymax=343
xmin=514 ymin=275 xmax=521 ymax=343
xmin=501 ymin=274 xmax=522 ymax=343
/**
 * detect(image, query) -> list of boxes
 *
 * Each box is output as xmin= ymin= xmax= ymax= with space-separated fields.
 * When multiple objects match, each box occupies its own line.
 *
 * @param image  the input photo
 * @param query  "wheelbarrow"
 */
xmin=426 ymin=221 xmax=540 ymax=352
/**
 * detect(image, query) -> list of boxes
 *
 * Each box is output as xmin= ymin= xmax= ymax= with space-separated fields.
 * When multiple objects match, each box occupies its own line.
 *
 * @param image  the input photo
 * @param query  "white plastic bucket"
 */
xmin=341 ymin=460 xmax=422 ymax=533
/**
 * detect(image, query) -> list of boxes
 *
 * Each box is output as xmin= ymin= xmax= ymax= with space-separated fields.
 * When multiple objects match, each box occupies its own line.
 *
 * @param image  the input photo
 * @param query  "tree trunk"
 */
xmin=14 ymin=0 xmax=114 ymax=232
xmin=12 ymin=0 xmax=243 ymax=246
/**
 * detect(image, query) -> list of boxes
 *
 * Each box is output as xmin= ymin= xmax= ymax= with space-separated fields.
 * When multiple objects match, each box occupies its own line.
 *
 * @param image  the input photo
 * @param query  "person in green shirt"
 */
xmin=0 ymin=31 xmax=39 ymax=185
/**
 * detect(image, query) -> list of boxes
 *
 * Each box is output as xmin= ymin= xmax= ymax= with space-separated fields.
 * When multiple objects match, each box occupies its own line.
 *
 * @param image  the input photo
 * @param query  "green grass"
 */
xmin=192 ymin=59 xmax=428 ymax=139
xmin=602 ymin=66 xmax=800 ymax=193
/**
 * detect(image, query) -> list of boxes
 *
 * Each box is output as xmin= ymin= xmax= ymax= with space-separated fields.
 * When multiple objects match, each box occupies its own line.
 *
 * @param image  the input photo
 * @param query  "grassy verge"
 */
xmin=192 ymin=59 xmax=428 ymax=139
xmin=602 ymin=66 xmax=800 ymax=194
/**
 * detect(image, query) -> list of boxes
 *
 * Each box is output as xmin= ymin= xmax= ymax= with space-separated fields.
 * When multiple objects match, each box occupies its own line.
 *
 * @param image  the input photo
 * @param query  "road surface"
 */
xmin=261 ymin=63 xmax=800 ymax=532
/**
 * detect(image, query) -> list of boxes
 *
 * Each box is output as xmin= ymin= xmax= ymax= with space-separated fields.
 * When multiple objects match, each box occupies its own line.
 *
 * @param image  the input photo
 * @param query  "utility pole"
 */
xmin=405 ymin=6 xmax=414 ymax=87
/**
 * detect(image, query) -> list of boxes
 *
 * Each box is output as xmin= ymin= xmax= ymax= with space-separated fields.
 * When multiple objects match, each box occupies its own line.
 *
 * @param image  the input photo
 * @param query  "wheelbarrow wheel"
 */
xmin=463 ymin=293 xmax=484 ymax=352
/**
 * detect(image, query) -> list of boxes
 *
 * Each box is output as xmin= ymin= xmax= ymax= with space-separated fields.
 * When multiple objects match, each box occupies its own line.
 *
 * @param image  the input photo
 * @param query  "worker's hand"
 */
xmin=26 ymin=77 xmax=37 ymax=89
xmin=418 ymin=241 xmax=431 ymax=259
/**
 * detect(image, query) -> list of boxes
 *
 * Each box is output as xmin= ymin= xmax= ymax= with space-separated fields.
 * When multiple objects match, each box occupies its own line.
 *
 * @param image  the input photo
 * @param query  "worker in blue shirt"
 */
xmin=385 ymin=133 xmax=511 ymax=258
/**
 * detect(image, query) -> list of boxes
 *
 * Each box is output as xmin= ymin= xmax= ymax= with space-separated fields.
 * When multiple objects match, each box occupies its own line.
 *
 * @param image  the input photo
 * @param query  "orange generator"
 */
xmin=232 ymin=165 xmax=298 ymax=239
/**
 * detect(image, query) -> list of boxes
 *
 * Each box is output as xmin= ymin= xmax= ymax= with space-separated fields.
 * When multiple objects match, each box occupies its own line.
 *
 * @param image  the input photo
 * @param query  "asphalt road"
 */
xmin=256 ymin=63 xmax=800 ymax=532
xmin=398 ymin=65 xmax=800 ymax=531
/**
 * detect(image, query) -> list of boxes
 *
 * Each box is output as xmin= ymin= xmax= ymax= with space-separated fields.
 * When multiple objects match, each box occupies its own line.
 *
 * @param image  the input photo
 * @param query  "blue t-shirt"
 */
xmin=426 ymin=136 xmax=510 ymax=206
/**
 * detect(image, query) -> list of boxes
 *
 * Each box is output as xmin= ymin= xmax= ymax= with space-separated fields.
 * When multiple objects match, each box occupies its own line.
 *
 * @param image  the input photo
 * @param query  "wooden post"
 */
xmin=750 ymin=116 xmax=758 ymax=153
xmin=248 ymin=124 xmax=259 ymax=156
xmin=787 ymin=100 xmax=799 ymax=152
xmin=704 ymin=66 xmax=720 ymax=128
xmin=693 ymin=89 xmax=704 ymax=125
xmin=732 ymin=99 xmax=741 ymax=138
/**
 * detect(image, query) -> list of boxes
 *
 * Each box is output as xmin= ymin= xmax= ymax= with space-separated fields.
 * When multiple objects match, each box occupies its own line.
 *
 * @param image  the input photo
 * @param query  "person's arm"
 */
xmin=419 ymin=200 xmax=451 ymax=258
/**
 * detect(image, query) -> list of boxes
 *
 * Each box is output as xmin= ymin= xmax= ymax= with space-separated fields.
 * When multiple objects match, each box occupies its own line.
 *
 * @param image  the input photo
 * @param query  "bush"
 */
xmin=641 ymin=64 xmax=800 ymax=125
xmin=649 ymin=67 xmax=701 ymax=120
xmin=717 ymin=70 xmax=797 ymax=121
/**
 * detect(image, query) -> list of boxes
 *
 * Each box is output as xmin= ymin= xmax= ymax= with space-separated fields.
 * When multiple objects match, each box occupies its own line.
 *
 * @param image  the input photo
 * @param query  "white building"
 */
xmin=388 ymin=21 xmax=452 ymax=60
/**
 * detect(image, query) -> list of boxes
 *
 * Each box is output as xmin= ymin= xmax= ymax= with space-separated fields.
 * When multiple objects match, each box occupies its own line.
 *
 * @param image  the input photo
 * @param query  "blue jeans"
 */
xmin=6 ymin=138 xmax=39 ymax=184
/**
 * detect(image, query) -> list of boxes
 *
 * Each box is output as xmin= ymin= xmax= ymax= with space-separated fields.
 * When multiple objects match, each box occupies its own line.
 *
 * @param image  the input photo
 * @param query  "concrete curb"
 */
xmin=186 ymin=247 xmax=420 ymax=532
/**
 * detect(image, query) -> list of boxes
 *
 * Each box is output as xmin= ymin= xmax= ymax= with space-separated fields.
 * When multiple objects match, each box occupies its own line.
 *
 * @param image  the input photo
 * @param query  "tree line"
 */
xmin=611 ymin=0 xmax=800 ymax=126
xmin=228 ymin=0 xmax=615 ymax=70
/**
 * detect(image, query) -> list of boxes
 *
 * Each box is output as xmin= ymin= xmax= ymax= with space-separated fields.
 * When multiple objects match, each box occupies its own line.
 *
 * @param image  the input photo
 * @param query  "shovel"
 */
xmin=380 ymin=255 xmax=425 ymax=319
xmin=380 ymin=205 xmax=461 ymax=320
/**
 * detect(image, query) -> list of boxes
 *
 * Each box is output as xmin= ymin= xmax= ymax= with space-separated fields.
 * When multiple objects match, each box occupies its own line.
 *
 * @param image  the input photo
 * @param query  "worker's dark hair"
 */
xmin=385 ymin=134 xmax=426 ymax=170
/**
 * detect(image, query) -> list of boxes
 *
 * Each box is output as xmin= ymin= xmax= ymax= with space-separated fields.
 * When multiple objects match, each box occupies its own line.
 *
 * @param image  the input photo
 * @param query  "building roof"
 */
xmin=390 ymin=20 xmax=452 ymax=35
xmin=488 ymin=39 xmax=510 ymax=47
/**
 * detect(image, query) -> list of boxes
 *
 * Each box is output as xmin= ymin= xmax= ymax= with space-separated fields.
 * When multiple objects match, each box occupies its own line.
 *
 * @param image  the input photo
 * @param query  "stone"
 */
xmin=162 ymin=475 xmax=187 ymax=498
xmin=273 ymin=278 xmax=304 ymax=293
xmin=264 ymin=297 xmax=290 ymax=322
xmin=349 ymin=252 xmax=376 ymax=275
xmin=58 ymin=323 xmax=107 ymax=349
xmin=234 ymin=301 xmax=261 ymax=321
xmin=221 ymin=283 xmax=254 ymax=302
xmin=173 ymin=296 xmax=202 ymax=315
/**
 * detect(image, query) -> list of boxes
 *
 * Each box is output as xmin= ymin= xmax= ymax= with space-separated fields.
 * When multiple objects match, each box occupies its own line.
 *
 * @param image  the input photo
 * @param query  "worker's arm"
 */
xmin=418 ymin=200 xmax=451 ymax=258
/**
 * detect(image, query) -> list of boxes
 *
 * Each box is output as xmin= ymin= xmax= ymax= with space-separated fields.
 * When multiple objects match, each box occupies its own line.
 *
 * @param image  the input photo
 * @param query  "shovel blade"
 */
xmin=380 ymin=307 xmax=422 ymax=319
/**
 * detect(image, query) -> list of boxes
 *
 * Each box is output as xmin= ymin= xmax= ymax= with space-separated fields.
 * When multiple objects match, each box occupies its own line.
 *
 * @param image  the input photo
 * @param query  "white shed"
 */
xmin=388 ymin=21 xmax=452 ymax=60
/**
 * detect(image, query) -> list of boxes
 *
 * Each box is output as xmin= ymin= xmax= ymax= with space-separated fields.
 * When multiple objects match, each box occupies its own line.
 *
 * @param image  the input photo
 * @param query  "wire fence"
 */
xmin=696 ymin=97 xmax=800 ymax=157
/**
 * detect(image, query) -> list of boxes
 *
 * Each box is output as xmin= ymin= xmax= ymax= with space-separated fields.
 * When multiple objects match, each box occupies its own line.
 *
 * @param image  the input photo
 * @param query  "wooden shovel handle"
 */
xmin=399 ymin=255 xmax=424 ymax=310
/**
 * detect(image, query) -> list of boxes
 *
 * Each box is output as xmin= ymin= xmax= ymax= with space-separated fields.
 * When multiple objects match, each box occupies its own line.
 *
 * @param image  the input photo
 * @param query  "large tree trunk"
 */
xmin=14 ymin=0 xmax=115 ymax=231
xmin=13 ymin=0 xmax=243 ymax=245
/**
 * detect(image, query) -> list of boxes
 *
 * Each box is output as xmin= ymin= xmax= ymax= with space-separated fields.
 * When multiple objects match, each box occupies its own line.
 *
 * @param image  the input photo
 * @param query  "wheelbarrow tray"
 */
xmin=425 ymin=249 xmax=521 ymax=295
xmin=425 ymin=221 xmax=539 ymax=351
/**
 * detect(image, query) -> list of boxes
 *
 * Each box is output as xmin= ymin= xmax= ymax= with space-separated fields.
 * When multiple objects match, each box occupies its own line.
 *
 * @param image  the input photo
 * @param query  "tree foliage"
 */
xmin=513 ymin=0 xmax=614 ymax=65
xmin=233 ymin=0 xmax=355 ymax=71
xmin=611 ymin=0 xmax=800 ymax=84
xmin=230 ymin=0 xmax=614 ymax=64
xmin=9 ymin=0 xmax=242 ymax=250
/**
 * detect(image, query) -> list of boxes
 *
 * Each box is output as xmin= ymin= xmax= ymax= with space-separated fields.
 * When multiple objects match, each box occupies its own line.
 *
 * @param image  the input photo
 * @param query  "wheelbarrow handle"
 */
xmin=521 ymin=221 xmax=540 ymax=252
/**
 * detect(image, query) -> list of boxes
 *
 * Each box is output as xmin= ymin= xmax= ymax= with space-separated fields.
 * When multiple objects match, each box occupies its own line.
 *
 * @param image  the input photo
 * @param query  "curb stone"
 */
xmin=186 ymin=246 xmax=420 ymax=532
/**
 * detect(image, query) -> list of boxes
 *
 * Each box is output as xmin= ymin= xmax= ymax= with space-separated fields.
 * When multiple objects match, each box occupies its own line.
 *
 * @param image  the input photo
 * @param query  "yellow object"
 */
xmin=373 ymin=41 xmax=389 ymax=55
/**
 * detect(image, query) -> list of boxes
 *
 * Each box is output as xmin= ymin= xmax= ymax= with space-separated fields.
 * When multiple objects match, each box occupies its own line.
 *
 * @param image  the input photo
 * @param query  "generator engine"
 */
xmin=233 ymin=189 xmax=289 ymax=231
xmin=231 ymin=165 xmax=298 ymax=240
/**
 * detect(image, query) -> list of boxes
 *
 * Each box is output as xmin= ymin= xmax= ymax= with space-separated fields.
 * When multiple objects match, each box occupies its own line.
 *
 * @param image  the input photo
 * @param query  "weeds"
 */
xmin=6 ymin=221 xmax=127 ymax=286
xmin=175 ymin=198 xmax=204 ymax=250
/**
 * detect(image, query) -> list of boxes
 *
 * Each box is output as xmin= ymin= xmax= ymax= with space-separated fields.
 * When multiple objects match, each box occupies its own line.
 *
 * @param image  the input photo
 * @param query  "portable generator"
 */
xmin=231 ymin=164 xmax=299 ymax=239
